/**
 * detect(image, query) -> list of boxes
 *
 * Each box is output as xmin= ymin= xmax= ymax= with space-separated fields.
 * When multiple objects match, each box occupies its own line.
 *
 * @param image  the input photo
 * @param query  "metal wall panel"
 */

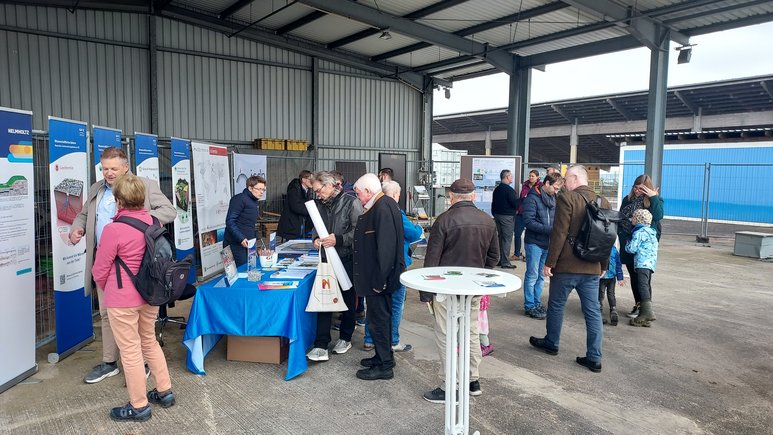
xmin=319 ymin=73 xmax=422 ymax=151
xmin=0 ymin=29 xmax=149 ymax=132
xmin=157 ymin=51 xmax=312 ymax=142
xmin=316 ymin=60 xmax=379 ymax=77
xmin=157 ymin=17 xmax=311 ymax=69
xmin=316 ymin=147 xmax=422 ymax=189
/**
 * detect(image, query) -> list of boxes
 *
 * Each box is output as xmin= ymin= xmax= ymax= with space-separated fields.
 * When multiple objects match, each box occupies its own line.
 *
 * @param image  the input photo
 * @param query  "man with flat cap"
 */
xmin=420 ymin=178 xmax=499 ymax=403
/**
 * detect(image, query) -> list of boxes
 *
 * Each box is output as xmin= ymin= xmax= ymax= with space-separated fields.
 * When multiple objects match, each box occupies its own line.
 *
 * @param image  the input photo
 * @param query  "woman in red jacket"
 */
xmin=92 ymin=174 xmax=175 ymax=422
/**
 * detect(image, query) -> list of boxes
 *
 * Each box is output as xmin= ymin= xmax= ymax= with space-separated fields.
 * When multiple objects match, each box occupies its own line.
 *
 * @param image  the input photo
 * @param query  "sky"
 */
xmin=432 ymin=21 xmax=773 ymax=115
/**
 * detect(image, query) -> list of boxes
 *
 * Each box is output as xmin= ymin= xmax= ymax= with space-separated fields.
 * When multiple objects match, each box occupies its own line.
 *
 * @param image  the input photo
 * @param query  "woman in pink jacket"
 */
xmin=92 ymin=174 xmax=175 ymax=422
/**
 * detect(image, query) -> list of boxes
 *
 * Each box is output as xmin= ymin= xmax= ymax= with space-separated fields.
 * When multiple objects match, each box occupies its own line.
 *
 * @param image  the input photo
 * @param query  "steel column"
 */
xmin=507 ymin=60 xmax=531 ymax=178
xmin=645 ymin=29 xmax=670 ymax=187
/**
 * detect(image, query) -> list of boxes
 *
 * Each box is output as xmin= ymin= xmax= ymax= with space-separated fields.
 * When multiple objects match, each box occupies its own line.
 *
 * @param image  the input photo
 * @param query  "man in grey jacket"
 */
xmin=69 ymin=147 xmax=175 ymax=384
xmin=421 ymin=178 xmax=499 ymax=403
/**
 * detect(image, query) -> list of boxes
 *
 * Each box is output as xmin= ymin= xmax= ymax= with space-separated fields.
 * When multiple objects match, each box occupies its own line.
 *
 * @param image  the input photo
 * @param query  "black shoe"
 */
xmin=499 ymin=264 xmax=516 ymax=269
xmin=147 ymin=389 xmax=176 ymax=408
xmin=576 ymin=357 xmax=602 ymax=373
xmin=529 ymin=336 xmax=558 ymax=355
xmin=423 ymin=387 xmax=446 ymax=404
xmin=110 ymin=403 xmax=152 ymax=422
xmin=610 ymin=309 xmax=619 ymax=326
xmin=360 ymin=357 xmax=395 ymax=369
xmin=356 ymin=365 xmax=394 ymax=380
xmin=469 ymin=380 xmax=482 ymax=397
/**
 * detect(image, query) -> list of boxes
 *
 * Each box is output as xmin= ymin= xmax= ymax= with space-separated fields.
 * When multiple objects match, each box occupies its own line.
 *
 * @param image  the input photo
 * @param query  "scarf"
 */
xmin=619 ymin=194 xmax=645 ymax=236
xmin=321 ymin=186 xmax=343 ymax=207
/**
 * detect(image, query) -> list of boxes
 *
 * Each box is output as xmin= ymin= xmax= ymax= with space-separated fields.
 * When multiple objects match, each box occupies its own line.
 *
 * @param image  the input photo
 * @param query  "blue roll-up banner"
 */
xmin=171 ymin=137 xmax=196 ymax=283
xmin=0 ymin=107 xmax=37 ymax=393
xmin=48 ymin=116 xmax=93 ymax=359
xmin=92 ymin=126 xmax=122 ymax=183
xmin=134 ymin=132 xmax=159 ymax=184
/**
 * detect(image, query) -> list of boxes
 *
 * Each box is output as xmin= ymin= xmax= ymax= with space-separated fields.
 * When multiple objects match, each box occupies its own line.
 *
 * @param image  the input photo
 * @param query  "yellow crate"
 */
xmin=254 ymin=138 xmax=285 ymax=150
xmin=285 ymin=140 xmax=308 ymax=151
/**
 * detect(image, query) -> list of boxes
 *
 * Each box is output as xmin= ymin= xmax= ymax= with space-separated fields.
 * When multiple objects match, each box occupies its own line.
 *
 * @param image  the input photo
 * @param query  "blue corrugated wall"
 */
xmin=621 ymin=144 xmax=773 ymax=224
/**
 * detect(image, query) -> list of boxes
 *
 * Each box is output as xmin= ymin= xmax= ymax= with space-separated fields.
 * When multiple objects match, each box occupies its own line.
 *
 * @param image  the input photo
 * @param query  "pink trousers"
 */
xmin=107 ymin=304 xmax=172 ymax=408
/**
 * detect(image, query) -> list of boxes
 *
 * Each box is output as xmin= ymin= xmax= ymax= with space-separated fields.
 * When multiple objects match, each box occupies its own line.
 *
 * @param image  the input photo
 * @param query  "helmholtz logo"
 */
xmin=7 ymin=128 xmax=30 ymax=135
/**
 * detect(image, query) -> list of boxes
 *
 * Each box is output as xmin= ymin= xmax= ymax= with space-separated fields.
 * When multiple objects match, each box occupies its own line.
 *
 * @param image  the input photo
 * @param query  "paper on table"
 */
xmin=304 ymin=200 xmax=353 ymax=290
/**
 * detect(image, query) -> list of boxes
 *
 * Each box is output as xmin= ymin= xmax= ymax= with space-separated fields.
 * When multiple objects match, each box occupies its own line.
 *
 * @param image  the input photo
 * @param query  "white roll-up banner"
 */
xmin=304 ymin=200 xmax=352 ymax=290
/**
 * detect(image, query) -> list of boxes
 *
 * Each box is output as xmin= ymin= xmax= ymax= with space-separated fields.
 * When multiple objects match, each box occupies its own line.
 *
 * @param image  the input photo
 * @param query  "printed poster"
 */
xmin=171 ymin=137 xmax=196 ymax=283
xmin=134 ymin=132 xmax=159 ymax=185
xmin=468 ymin=156 xmax=518 ymax=217
xmin=92 ymin=126 xmax=122 ymax=182
xmin=192 ymin=142 xmax=230 ymax=278
xmin=232 ymin=153 xmax=267 ymax=200
xmin=0 ymin=107 xmax=37 ymax=392
xmin=48 ymin=116 xmax=93 ymax=357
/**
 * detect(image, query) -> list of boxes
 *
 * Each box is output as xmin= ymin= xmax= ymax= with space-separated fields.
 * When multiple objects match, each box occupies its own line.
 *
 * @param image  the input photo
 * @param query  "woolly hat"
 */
xmin=632 ymin=208 xmax=653 ymax=226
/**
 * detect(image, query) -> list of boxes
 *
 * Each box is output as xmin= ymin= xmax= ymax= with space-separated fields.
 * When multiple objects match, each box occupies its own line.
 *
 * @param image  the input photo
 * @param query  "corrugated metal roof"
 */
xmin=31 ymin=0 xmax=773 ymax=84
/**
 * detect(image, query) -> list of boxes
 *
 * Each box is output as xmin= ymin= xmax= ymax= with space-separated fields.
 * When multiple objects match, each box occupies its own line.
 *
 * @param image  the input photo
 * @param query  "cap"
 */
xmin=449 ymin=178 xmax=475 ymax=194
xmin=632 ymin=208 xmax=653 ymax=226
xmin=544 ymin=163 xmax=560 ymax=170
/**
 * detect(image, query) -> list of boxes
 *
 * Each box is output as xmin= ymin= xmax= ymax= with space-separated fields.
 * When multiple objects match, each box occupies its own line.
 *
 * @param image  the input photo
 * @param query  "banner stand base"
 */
xmin=0 ymin=365 xmax=38 ymax=395
xmin=48 ymin=334 xmax=95 ymax=364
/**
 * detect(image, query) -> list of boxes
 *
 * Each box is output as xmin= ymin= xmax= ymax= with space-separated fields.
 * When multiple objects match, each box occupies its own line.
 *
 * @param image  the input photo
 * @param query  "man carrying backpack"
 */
xmin=528 ymin=165 xmax=610 ymax=373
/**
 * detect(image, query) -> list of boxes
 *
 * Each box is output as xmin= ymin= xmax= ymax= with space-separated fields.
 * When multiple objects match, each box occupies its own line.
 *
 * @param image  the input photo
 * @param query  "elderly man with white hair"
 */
xmin=352 ymin=173 xmax=405 ymax=381
xmin=362 ymin=180 xmax=423 ymax=353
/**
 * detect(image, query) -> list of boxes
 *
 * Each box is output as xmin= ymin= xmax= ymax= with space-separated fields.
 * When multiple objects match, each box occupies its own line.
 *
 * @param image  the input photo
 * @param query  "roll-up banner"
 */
xmin=134 ymin=132 xmax=159 ymax=185
xmin=191 ymin=142 xmax=230 ymax=279
xmin=92 ymin=126 xmax=122 ymax=183
xmin=48 ymin=116 xmax=93 ymax=360
xmin=232 ymin=154 xmax=267 ymax=199
xmin=0 ymin=107 xmax=37 ymax=393
xmin=171 ymin=137 xmax=196 ymax=283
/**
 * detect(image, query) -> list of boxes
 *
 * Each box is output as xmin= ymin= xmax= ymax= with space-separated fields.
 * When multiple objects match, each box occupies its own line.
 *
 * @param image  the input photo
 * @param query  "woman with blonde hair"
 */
xmin=92 ymin=174 xmax=175 ymax=421
xmin=617 ymin=174 xmax=664 ymax=319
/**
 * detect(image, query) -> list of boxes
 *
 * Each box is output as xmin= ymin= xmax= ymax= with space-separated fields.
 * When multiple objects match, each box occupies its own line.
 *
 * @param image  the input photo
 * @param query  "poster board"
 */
xmin=92 ymin=126 xmax=122 ymax=183
xmin=0 ymin=107 xmax=37 ymax=393
xmin=460 ymin=155 xmax=521 ymax=216
xmin=232 ymin=153 xmax=267 ymax=199
xmin=192 ymin=142 xmax=230 ymax=278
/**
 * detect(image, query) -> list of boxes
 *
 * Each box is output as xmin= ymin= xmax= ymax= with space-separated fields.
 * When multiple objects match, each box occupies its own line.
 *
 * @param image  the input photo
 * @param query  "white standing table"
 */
xmin=401 ymin=266 xmax=521 ymax=435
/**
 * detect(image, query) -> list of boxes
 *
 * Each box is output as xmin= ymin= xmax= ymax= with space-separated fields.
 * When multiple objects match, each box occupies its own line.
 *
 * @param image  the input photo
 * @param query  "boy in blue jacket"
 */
xmin=626 ymin=209 xmax=659 ymax=327
xmin=599 ymin=245 xmax=625 ymax=325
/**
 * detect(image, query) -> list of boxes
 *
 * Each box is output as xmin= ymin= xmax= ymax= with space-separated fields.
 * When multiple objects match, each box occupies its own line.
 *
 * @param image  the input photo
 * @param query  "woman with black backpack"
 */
xmin=92 ymin=174 xmax=175 ymax=422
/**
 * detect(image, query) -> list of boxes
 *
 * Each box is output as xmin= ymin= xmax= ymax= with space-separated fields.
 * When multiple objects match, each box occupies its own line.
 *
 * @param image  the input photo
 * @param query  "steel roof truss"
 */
xmin=561 ymin=0 xmax=690 ymax=49
xmin=294 ymin=0 xmax=514 ymax=74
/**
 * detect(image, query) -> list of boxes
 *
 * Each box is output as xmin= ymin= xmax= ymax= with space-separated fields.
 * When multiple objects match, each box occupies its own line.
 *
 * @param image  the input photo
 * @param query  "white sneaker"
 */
xmin=331 ymin=339 xmax=352 ymax=354
xmin=392 ymin=343 xmax=413 ymax=352
xmin=306 ymin=347 xmax=329 ymax=361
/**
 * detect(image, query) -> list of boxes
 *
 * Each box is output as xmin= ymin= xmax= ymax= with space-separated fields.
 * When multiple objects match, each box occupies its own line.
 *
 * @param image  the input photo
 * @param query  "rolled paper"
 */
xmin=305 ymin=200 xmax=353 ymax=290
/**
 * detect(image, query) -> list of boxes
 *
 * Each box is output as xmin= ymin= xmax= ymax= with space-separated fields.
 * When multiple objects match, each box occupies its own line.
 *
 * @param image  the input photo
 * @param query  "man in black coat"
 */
xmin=352 ymin=173 xmax=405 ymax=381
xmin=276 ymin=170 xmax=313 ymax=242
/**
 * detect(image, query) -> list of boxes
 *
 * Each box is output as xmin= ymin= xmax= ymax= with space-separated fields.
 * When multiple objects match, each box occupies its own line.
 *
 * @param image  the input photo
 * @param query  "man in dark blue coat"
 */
xmin=223 ymin=175 xmax=265 ymax=266
xmin=352 ymin=173 xmax=405 ymax=381
xmin=491 ymin=169 xmax=518 ymax=269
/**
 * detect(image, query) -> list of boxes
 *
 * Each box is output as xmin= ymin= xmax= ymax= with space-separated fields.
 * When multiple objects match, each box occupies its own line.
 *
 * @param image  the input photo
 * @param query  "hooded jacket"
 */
xmin=522 ymin=185 xmax=556 ymax=250
xmin=626 ymin=224 xmax=659 ymax=271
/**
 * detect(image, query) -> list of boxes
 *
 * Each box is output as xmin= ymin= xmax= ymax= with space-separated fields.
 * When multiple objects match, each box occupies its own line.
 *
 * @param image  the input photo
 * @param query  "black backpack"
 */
xmin=569 ymin=192 xmax=622 ymax=263
xmin=114 ymin=216 xmax=194 ymax=306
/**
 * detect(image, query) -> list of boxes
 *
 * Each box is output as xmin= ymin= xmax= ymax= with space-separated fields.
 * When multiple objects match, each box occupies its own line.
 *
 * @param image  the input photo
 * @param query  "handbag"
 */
xmin=306 ymin=251 xmax=348 ymax=312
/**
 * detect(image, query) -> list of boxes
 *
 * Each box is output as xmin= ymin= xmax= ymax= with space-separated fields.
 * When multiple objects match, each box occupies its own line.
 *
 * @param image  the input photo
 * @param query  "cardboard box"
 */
xmin=227 ymin=335 xmax=289 ymax=364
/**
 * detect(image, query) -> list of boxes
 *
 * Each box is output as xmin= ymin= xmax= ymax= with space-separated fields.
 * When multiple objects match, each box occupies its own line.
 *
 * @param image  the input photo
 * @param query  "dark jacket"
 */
xmin=546 ymin=185 xmax=610 ymax=275
xmin=420 ymin=201 xmax=499 ymax=302
xmin=522 ymin=185 xmax=556 ymax=250
xmin=618 ymin=194 xmax=664 ymax=264
xmin=223 ymin=188 xmax=260 ymax=247
xmin=517 ymin=179 xmax=541 ymax=214
xmin=353 ymin=194 xmax=405 ymax=297
xmin=276 ymin=178 xmax=312 ymax=240
xmin=312 ymin=190 xmax=363 ymax=261
xmin=491 ymin=182 xmax=518 ymax=216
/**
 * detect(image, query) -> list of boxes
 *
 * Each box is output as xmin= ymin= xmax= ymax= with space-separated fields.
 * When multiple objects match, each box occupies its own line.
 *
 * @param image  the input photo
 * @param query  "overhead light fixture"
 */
xmin=676 ymin=44 xmax=695 ymax=64
xmin=379 ymin=29 xmax=392 ymax=40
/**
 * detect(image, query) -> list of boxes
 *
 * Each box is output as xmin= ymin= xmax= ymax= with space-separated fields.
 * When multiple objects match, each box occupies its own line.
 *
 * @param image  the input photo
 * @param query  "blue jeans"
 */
xmin=523 ymin=243 xmax=548 ymax=310
xmin=514 ymin=214 xmax=525 ymax=256
xmin=543 ymin=273 xmax=603 ymax=363
xmin=364 ymin=285 xmax=406 ymax=346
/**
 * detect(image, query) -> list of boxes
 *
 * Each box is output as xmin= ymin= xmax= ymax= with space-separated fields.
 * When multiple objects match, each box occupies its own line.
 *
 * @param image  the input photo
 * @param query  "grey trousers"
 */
xmin=493 ymin=214 xmax=515 ymax=266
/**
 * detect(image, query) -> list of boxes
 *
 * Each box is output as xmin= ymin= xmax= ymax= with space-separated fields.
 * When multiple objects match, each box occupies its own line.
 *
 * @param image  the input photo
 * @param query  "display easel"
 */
xmin=412 ymin=185 xmax=431 ymax=221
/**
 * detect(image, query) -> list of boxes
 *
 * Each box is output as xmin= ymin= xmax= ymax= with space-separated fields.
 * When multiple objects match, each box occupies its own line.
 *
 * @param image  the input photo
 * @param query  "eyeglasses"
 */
xmin=251 ymin=186 xmax=266 ymax=192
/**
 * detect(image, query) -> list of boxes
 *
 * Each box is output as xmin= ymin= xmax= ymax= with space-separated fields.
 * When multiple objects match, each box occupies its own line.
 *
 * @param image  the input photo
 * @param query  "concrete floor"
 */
xmin=1 ymin=229 xmax=772 ymax=434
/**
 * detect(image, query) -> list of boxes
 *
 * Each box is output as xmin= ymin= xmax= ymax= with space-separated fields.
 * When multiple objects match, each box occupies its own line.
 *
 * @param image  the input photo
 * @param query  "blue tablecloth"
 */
xmin=183 ymin=267 xmax=317 ymax=380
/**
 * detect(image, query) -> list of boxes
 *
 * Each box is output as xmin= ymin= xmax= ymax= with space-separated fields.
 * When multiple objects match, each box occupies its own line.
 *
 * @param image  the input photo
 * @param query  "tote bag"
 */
xmin=306 ymin=258 xmax=348 ymax=312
